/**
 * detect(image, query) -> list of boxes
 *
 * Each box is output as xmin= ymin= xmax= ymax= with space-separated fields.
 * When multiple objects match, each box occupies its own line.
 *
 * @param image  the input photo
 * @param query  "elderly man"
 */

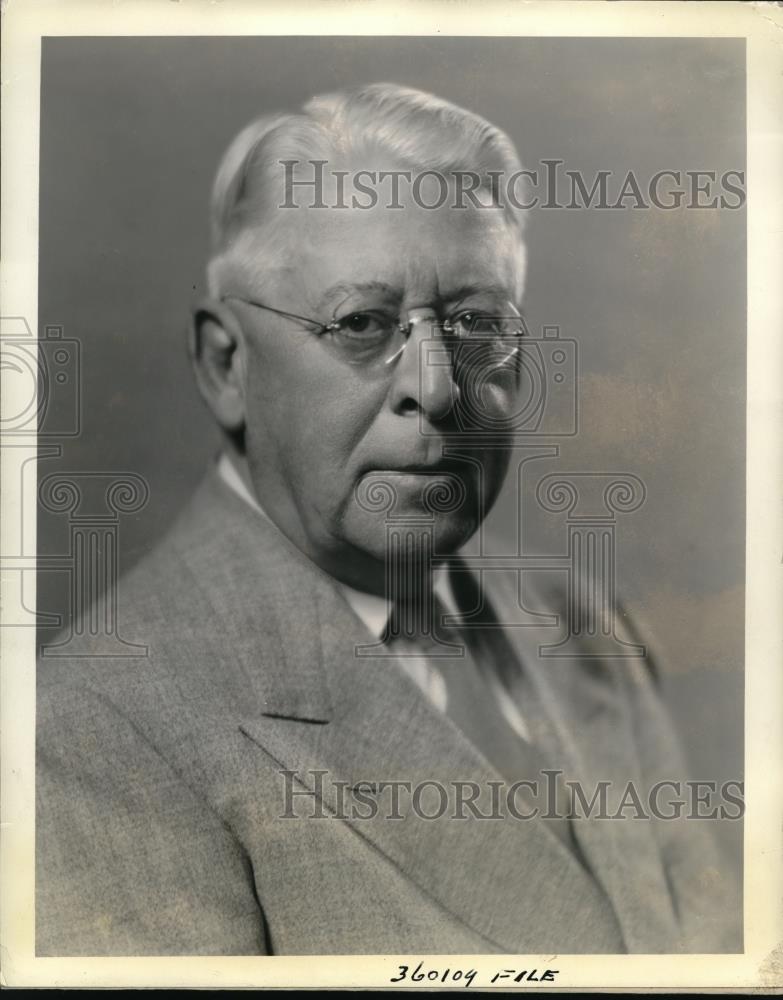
xmin=36 ymin=83 xmax=739 ymax=956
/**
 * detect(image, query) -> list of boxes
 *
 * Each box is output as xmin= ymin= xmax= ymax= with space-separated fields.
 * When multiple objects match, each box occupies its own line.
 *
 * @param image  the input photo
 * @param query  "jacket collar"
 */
xmin=169 ymin=465 xmax=340 ymax=723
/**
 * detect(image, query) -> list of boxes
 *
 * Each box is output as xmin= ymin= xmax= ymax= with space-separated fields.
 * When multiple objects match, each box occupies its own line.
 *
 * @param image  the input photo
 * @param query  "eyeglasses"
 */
xmin=221 ymin=292 xmax=528 ymax=379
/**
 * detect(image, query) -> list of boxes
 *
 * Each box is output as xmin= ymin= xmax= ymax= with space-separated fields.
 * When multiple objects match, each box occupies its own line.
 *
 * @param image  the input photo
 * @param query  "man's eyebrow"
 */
xmin=315 ymin=280 xmax=516 ymax=313
xmin=443 ymin=282 xmax=515 ymax=304
xmin=316 ymin=281 xmax=400 ymax=312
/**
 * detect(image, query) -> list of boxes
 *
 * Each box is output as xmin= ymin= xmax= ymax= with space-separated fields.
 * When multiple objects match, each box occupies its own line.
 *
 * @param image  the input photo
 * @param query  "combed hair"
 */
xmin=207 ymin=82 xmax=527 ymax=294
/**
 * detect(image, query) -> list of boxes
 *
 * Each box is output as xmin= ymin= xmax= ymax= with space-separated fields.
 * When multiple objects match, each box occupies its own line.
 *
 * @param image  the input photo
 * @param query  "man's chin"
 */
xmin=332 ymin=469 xmax=483 ymax=581
xmin=340 ymin=506 xmax=479 ymax=565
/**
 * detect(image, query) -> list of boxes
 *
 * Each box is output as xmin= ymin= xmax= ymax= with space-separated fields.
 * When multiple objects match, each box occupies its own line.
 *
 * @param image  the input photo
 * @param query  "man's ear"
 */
xmin=188 ymin=298 xmax=247 ymax=432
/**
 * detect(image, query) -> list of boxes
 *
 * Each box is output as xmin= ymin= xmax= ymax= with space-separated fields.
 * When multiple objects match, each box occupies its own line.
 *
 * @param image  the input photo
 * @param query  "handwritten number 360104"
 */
xmin=389 ymin=963 xmax=559 ymax=987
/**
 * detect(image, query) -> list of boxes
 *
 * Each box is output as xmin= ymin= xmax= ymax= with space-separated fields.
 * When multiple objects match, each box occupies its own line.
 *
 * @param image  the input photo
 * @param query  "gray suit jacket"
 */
xmin=36 ymin=467 xmax=741 ymax=955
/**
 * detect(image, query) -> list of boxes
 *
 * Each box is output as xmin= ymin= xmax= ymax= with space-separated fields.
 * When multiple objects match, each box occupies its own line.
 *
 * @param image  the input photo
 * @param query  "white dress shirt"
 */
xmin=216 ymin=452 xmax=529 ymax=740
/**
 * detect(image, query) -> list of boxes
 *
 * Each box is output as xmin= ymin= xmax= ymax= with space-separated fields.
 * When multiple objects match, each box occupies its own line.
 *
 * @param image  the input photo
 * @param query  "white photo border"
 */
xmin=1 ymin=0 xmax=781 ymax=990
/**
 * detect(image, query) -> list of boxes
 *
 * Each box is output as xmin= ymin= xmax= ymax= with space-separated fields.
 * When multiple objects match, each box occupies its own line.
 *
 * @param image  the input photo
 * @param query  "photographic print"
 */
xmin=1 ymin=0 xmax=781 ymax=991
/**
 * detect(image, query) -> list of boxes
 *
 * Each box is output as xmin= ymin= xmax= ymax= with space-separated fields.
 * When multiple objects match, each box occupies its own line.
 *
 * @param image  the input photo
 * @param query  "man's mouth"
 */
xmin=356 ymin=464 xmax=477 ymax=503
xmin=358 ymin=458 xmax=471 ymax=477
xmin=374 ymin=465 xmax=455 ymax=475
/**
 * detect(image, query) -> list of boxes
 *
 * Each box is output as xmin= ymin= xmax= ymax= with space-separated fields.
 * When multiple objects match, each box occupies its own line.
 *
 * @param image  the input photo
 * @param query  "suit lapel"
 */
xmin=170 ymin=470 xmax=334 ymax=723
xmin=496 ymin=585 xmax=682 ymax=953
xmin=239 ymin=569 xmax=625 ymax=953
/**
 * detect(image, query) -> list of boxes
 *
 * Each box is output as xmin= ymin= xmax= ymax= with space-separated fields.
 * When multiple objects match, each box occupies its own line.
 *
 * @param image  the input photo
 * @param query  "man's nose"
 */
xmin=388 ymin=308 xmax=459 ymax=423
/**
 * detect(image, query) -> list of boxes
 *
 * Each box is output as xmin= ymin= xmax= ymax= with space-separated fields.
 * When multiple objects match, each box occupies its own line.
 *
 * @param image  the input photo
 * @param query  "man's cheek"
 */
xmin=462 ymin=448 xmax=511 ymax=506
xmin=291 ymin=447 xmax=358 ymax=533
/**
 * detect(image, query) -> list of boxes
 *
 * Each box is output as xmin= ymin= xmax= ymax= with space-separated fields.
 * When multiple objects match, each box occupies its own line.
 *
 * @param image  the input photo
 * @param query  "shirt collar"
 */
xmin=215 ymin=452 xmax=455 ymax=640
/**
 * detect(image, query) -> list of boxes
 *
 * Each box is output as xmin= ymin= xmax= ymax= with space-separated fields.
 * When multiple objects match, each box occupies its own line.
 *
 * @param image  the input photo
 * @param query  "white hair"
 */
xmin=207 ymin=82 xmax=527 ymax=296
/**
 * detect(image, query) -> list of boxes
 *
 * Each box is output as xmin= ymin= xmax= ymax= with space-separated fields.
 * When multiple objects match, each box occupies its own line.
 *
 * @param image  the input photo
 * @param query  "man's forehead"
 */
xmin=262 ymin=197 xmax=524 ymax=308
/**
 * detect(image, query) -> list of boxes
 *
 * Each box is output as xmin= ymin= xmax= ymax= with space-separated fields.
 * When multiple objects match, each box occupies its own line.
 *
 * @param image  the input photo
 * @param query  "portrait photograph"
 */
xmin=1 ymin=0 xmax=781 ymax=992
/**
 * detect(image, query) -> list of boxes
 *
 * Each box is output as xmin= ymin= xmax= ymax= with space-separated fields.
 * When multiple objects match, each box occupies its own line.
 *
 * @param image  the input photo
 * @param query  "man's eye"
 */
xmin=333 ymin=312 xmax=393 ymax=340
xmin=451 ymin=311 xmax=502 ymax=336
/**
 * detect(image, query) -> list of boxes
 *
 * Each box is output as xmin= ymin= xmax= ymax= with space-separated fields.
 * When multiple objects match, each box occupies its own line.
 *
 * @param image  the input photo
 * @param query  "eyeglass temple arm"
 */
xmin=221 ymin=294 xmax=331 ymax=332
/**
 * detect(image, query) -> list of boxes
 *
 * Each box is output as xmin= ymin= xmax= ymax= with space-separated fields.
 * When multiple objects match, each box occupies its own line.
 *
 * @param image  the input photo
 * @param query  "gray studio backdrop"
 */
xmin=37 ymin=37 xmax=745 ymax=860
